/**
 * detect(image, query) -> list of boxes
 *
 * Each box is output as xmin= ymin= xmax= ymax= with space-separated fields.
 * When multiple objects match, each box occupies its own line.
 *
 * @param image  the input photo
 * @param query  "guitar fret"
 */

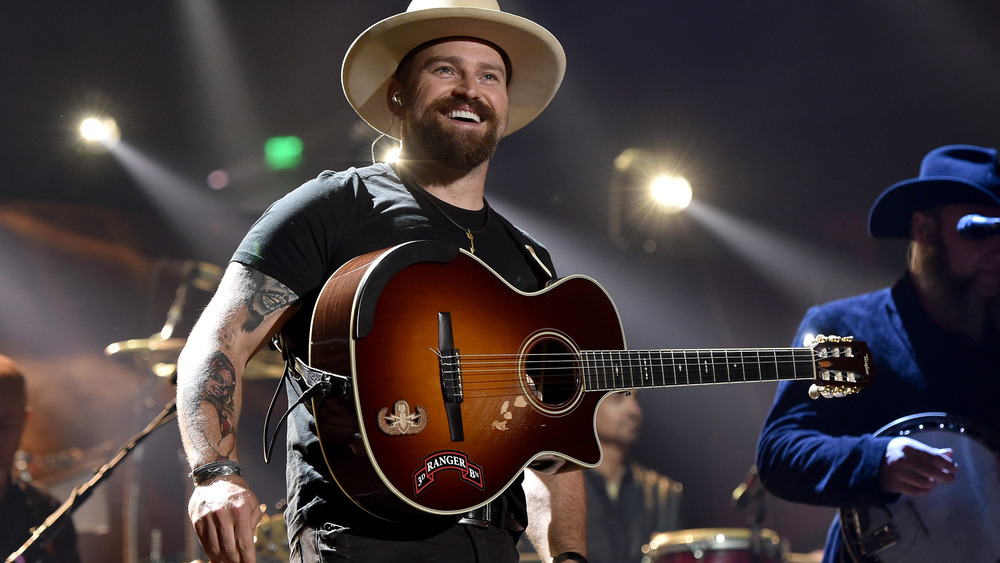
xmin=614 ymin=350 xmax=629 ymax=389
xmin=612 ymin=350 xmax=623 ymax=390
xmin=730 ymin=349 xmax=746 ymax=383
xmin=691 ymin=349 xmax=702 ymax=385
xmin=639 ymin=351 xmax=651 ymax=388
xmin=622 ymin=352 xmax=636 ymax=389
xmin=757 ymin=349 xmax=777 ymax=381
xmin=723 ymin=349 xmax=733 ymax=382
xmin=654 ymin=350 xmax=665 ymax=387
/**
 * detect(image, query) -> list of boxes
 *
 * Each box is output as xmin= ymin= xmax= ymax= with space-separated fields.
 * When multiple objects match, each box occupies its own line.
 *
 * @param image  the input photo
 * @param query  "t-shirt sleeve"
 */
xmin=232 ymin=170 xmax=362 ymax=297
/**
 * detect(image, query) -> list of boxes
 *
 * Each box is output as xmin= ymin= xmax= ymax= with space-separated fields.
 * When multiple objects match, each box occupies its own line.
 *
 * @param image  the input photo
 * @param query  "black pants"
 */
xmin=290 ymin=522 xmax=520 ymax=562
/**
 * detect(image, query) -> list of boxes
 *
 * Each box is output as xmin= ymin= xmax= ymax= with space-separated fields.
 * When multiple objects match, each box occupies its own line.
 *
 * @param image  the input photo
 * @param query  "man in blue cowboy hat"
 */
xmin=757 ymin=145 xmax=1000 ymax=561
xmin=175 ymin=1 xmax=588 ymax=562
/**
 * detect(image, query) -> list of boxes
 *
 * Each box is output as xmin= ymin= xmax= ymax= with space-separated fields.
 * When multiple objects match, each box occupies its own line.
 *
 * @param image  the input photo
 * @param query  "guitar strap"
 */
xmin=493 ymin=213 xmax=557 ymax=283
xmin=262 ymin=332 xmax=352 ymax=464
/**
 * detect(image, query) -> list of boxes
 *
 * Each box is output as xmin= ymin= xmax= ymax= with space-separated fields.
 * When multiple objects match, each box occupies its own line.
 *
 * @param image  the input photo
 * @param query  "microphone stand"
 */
xmin=6 ymin=399 xmax=178 ymax=563
xmin=732 ymin=465 xmax=767 ymax=563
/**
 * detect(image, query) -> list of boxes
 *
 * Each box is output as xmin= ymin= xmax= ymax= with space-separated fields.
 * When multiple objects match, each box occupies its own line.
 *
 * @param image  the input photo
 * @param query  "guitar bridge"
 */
xmin=438 ymin=312 xmax=465 ymax=441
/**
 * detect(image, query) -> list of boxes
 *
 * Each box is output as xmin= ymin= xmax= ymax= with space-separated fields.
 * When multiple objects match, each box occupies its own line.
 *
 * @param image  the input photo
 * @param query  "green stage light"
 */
xmin=264 ymin=136 xmax=303 ymax=170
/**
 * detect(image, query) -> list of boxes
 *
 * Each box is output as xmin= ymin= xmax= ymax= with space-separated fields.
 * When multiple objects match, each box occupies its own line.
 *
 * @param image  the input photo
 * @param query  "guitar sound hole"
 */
xmin=525 ymin=339 xmax=579 ymax=407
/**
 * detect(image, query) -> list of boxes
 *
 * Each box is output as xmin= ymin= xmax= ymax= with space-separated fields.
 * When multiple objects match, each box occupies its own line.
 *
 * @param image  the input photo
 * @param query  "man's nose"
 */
xmin=452 ymin=74 xmax=481 ymax=99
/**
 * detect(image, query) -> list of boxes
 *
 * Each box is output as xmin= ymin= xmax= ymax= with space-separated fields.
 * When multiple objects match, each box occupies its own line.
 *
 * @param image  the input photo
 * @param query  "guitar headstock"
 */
xmin=808 ymin=334 xmax=873 ymax=399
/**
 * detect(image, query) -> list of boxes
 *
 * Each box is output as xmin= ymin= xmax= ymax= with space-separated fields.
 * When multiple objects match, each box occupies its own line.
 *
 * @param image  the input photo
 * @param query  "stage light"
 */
xmin=381 ymin=144 xmax=401 ymax=163
xmin=264 ymin=136 xmax=303 ymax=170
xmin=650 ymin=174 xmax=692 ymax=213
xmin=609 ymin=147 xmax=695 ymax=251
xmin=79 ymin=116 xmax=120 ymax=150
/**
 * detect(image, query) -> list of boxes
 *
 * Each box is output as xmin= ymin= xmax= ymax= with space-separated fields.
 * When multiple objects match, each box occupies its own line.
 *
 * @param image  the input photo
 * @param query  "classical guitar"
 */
xmin=305 ymin=241 xmax=873 ymax=521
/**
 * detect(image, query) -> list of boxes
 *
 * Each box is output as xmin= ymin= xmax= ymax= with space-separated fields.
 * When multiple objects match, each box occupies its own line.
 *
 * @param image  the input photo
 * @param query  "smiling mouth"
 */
xmin=446 ymin=109 xmax=482 ymax=123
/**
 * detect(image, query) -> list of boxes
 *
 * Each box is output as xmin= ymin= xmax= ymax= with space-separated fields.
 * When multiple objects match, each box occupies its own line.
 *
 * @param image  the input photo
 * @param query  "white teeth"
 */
xmin=447 ymin=110 xmax=481 ymax=123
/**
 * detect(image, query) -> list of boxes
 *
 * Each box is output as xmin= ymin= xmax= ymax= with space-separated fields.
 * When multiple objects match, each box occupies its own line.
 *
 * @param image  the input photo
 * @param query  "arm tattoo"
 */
xmin=241 ymin=270 xmax=296 ymax=333
xmin=199 ymin=351 xmax=237 ymax=460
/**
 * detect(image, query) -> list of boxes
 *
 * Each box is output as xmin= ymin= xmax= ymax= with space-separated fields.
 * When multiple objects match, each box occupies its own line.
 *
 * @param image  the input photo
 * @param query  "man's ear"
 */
xmin=912 ymin=211 xmax=939 ymax=245
xmin=387 ymin=82 xmax=404 ymax=117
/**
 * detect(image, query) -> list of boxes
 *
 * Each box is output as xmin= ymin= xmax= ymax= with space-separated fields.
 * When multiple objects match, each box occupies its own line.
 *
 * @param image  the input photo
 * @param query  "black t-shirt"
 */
xmin=233 ymin=162 xmax=555 ymax=541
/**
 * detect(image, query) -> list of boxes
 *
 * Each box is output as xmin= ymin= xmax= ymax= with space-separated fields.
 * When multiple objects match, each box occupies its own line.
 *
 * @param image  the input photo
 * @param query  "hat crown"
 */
xmin=407 ymin=0 xmax=501 ymax=11
xmin=868 ymin=144 xmax=1000 ymax=238
xmin=920 ymin=145 xmax=1000 ymax=190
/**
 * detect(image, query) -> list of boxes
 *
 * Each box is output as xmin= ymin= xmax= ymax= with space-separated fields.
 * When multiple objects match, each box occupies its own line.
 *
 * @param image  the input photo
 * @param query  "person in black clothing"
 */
xmin=1 ymin=354 xmax=81 ymax=563
xmin=175 ymin=1 xmax=588 ymax=562
xmin=584 ymin=391 xmax=682 ymax=563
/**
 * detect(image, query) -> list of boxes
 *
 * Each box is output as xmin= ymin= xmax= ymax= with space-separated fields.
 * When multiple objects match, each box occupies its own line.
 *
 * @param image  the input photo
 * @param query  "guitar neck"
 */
xmin=582 ymin=347 xmax=815 ymax=392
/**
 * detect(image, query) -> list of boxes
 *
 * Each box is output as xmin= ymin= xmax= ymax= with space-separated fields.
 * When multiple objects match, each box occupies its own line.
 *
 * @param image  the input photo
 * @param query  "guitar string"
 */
xmin=434 ymin=351 xmax=823 ymax=396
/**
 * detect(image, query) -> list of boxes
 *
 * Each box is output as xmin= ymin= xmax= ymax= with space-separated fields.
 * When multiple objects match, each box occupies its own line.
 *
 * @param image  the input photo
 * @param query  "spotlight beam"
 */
xmin=686 ymin=201 xmax=892 ymax=307
xmin=108 ymin=141 xmax=250 ymax=260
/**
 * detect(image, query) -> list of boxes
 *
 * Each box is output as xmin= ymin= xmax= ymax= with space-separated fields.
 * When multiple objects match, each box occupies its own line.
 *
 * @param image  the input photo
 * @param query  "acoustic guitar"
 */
xmin=305 ymin=241 xmax=873 ymax=521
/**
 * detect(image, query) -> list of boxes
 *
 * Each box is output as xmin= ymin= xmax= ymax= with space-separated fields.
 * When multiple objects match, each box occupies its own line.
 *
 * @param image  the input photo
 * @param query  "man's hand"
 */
xmin=879 ymin=436 xmax=958 ymax=496
xmin=188 ymin=475 xmax=262 ymax=563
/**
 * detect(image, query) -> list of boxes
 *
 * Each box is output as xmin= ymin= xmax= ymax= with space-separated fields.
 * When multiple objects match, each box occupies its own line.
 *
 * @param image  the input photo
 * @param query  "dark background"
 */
xmin=4 ymin=1 xmax=1000 ymax=560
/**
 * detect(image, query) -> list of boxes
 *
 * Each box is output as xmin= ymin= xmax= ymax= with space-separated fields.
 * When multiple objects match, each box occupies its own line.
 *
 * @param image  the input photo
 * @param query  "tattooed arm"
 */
xmin=176 ymin=262 xmax=298 ymax=563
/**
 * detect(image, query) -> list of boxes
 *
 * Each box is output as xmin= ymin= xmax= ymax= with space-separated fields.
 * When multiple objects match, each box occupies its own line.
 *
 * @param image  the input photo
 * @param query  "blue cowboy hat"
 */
xmin=868 ymin=144 xmax=1000 ymax=238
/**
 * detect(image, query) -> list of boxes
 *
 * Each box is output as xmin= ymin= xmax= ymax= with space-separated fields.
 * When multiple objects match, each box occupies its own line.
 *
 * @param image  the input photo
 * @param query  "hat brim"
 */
xmin=868 ymin=177 xmax=1000 ymax=238
xmin=342 ymin=7 xmax=565 ymax=140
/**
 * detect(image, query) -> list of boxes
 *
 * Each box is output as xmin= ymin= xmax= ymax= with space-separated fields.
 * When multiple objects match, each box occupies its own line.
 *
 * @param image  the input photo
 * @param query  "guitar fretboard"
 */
xmin=582 ymin=348 xmax=816 ymax=392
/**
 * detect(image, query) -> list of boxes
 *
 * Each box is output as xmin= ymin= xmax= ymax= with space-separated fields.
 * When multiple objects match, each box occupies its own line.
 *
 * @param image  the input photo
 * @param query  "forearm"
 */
xmin=176 ymin=262 xmax=298 ymax=470
xmin=176 ymin=342 xmax=245 ymax=467
xmin=525 ymin=469 xmax=587 ymax=561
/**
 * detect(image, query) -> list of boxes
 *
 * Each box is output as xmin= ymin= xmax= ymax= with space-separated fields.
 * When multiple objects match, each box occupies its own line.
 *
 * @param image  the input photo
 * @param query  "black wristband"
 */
xmin=552 ymin=552 xmax=588 ymax=563
xmin=189 ymin=461 xmax=241 ymax=485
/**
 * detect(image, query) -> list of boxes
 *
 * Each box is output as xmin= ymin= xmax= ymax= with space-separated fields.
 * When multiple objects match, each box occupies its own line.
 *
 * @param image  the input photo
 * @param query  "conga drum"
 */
xmin=643 ymin=528 xmax=785 ymax=563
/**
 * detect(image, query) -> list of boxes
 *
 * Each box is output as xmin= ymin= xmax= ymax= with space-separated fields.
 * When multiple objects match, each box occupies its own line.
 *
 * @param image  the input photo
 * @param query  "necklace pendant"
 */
xmin=466 ymin=228 xmax=475 ymax=254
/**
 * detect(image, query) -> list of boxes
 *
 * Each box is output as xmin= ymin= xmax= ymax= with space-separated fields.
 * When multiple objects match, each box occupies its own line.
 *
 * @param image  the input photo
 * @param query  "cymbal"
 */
xmin=15 ymin=441 xmax=115 ymax=486
xmin=105 ymin=337 xmax=285 ymax=379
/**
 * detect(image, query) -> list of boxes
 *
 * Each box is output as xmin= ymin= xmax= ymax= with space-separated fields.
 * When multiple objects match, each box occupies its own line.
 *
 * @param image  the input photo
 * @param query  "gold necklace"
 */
xmin=419 ymin=191 xmax=492 ymax=255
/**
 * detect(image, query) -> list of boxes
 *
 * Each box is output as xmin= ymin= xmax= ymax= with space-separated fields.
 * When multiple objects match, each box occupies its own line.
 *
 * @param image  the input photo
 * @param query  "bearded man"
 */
xmin=175 ymin=2 xmax=588 ymax=562
xmin=757 ymin=144 xmax=1000 ymax=562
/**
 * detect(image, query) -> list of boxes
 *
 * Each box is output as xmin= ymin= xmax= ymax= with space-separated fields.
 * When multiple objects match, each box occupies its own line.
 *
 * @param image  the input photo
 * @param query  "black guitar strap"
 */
xmin=261 ymin=333 xmax=351 ymax=464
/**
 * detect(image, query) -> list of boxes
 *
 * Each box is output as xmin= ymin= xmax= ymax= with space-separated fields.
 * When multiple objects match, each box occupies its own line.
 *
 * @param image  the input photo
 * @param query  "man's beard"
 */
xmin=403 ymin=97 xmax=503 ymax=170
xmin=918 ymin=244 xmax=1000 ymax=341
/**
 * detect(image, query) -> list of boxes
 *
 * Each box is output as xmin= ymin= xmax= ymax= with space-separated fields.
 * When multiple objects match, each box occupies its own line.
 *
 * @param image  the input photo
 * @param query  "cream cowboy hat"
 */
xmin=342 ymin=0 xmax=566 ymax=139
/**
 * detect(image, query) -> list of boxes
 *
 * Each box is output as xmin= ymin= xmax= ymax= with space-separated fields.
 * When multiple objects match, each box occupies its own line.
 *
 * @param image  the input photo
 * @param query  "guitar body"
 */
xmin=841 ymin=413 xmax=1000 ymax=562
xmin=308 ymin=241 xmax=624 ymax=520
